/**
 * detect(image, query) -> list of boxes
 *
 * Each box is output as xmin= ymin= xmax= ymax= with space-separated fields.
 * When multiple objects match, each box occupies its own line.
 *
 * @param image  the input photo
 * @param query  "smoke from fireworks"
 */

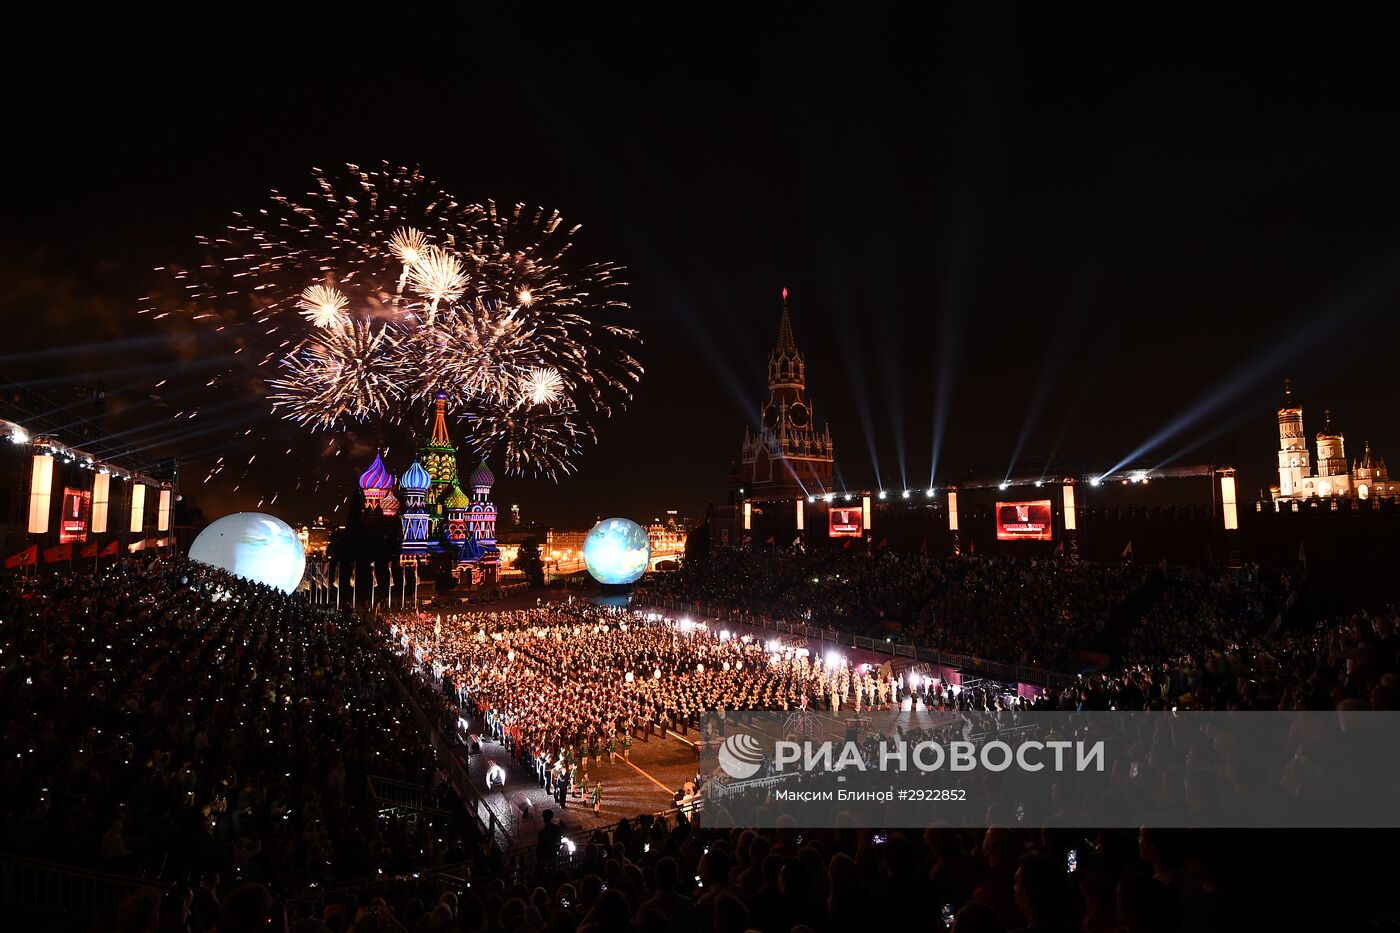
xmin=145 ymin=163 xmax=643 ymax=479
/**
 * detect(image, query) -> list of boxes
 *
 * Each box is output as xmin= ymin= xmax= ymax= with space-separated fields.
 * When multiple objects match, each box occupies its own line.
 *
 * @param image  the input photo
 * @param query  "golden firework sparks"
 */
xmin=295 ymin=284 xmax=349 ymax=328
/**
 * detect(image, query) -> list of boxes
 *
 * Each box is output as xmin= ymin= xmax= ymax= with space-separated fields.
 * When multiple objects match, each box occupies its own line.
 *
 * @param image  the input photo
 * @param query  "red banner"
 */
xmin=5 ymin=545 xmax=38 ymax=569
xmin=995 ymin=500 xmax=1054 ymax=541
xmin=43 ymin=543 xmax=74 ymax=563
xmin=100 ymin=540 xmax=120 ymax=557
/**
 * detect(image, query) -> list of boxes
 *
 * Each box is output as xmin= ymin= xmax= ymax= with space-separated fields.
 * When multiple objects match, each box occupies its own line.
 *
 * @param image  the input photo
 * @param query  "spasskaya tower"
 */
xmin=739 ymin=290 xmax=835 ymax=497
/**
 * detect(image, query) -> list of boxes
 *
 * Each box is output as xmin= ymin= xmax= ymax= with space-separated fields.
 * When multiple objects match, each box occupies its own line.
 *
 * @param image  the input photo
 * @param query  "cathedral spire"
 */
xmin=429 ymin=393 xmax=452 ymax=447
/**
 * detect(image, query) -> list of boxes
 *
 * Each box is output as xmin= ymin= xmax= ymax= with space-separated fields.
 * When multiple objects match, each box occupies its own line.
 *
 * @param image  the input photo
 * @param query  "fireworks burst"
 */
xmin=268 ymin=320 xmax=408 ymax=429
xmin=389 ymin=226 xmax=428 ymax=266
xmin=146 ymin=162 xmax=643 ymax=480
xmin=389 ymin=225 xmax=429 ymax=294
xmin=460 ymin=395 xmax=592 ymax=478
xmin=406 ymin=245 xmax=467 ymax=324
xmin=521 ymin=366 xmax=565 ymax=406
xmin=296 ymin=284 xmax=349 ymax=328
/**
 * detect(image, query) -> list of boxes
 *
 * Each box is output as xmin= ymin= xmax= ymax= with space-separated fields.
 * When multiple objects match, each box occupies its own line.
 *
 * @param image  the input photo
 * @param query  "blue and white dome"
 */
xmin=400 ymin=460 xmax=432 ymax=492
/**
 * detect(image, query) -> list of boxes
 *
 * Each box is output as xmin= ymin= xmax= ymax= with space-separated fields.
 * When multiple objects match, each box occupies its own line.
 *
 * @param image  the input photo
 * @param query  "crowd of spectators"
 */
xmin=87 ymin=818 xmax=1260 ymax=933
xmin=636 ymin=552 xmax=1293 ymax=671
xmin=4 ymin=549 xmax=1397 ymax=931
xmin=0 ymin=556 xmax=488 ymax=916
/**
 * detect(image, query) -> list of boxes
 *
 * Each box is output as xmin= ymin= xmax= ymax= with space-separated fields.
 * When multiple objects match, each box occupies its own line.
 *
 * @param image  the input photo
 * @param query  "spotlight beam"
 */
xmin=1104 ymin=252 xmax=1400 ymax=479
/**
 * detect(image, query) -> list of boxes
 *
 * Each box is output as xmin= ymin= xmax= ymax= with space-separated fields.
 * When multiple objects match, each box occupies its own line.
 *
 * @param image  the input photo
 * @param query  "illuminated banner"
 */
xmin=995 ymin=499 xmax=1053 ymax=541
xmin=829 ymin=506 xmax=863 ymax=538
xmin=60 ymin=487 xmax=92 ymax=544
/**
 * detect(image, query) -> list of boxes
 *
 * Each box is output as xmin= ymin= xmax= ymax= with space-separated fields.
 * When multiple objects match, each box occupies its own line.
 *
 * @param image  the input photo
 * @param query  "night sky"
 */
xmin=5 ymin=9 xmax=1400 ymax=527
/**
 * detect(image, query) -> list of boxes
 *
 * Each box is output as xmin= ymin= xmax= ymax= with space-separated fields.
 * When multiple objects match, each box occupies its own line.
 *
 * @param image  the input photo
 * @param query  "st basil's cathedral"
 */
xmin=356 ymin=393 xmax=500 ymax=583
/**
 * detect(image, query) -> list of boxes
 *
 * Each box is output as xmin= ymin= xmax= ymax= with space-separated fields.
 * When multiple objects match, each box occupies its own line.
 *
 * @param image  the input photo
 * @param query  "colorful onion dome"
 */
xmin=443 ymin=482 xmax=470 ymax=510
xmin=401 ymin=460 xmax=432 ymax=491
xmin=469 ymin=460 xmax=495 ymax=488
xmin=381 ymin=491 xmax=400 ymax=514
xmin=358 ymin=452 xmax=393 ymax=490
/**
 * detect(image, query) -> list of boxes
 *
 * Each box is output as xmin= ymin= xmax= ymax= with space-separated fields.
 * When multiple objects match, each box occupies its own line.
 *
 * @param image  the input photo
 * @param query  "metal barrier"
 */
xmin=367 ymin=774 xmax=449 ymax=816
xmin=0 ymin=852 xmax=155 ymax=919
xmin=707 ymin=772 xmax=799 ymax=798
xmin=380 ymin=658 xmax=511 ymax=848
xmin=314 ymin=804 xmax=703 ymax=903
xmin=489 ymin=804 xmax=702 ymax=885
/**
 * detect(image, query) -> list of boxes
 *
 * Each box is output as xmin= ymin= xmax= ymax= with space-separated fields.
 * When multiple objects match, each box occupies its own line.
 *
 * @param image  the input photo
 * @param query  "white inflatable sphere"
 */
xmin=188 ymin=512 xmax=306 ymax=594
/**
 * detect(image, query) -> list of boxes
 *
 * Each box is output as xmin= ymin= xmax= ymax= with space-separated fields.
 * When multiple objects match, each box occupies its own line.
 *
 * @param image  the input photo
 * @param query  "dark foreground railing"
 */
xmin=0 ymin=853 xmax=154 ymax=922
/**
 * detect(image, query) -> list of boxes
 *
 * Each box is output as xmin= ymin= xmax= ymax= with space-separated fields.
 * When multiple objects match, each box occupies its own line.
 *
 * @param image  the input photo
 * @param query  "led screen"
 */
xmin=995 ymin=500 xmax=1054 ymax=541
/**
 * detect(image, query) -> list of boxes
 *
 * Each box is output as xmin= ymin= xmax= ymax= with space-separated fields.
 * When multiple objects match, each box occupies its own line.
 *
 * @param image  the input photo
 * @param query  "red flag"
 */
xmin=5 ymin=545 xmax=38 ymax=569
xmin=79 ymin=542 xmax=100 ymax=559
xmin=43 ymin=543 xmax=73 ymax=563
xmin=100 ymin=540 xmax=119 ymax=557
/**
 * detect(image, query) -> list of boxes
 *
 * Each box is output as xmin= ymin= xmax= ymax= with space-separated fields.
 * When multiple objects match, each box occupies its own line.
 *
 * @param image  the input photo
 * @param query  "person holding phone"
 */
xmin=946 ymin=901 xmax=1003 ymax=933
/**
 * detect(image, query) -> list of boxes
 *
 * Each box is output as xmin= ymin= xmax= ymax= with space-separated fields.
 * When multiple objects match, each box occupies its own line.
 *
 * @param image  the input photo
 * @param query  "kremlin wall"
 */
xmin=706 ymin=296 xmax=1400 ymax=615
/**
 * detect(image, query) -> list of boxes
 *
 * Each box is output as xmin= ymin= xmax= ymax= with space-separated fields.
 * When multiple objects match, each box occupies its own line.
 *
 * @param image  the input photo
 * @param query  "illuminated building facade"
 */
xmin=545 ymin=527 xmax=589 ymax=573
xmin=421 ymin=394 xmax=460 ymax=503
xmin=399 ymin=460 xmax=433 ymax=557
xmin=465 ymin=460 xmax=500 ymax=580
xmin=647 ymin=522 xmax=687 ymax=562
xmin=1272 ymin=381 xmax=1396 ymax=502
xmin=738 ymin=291 xmax=835 ymax=498
xmin=358 ymin=396 xmax=500 ymax=580
xmin=358 ymin=452 xmax=394 ymax=513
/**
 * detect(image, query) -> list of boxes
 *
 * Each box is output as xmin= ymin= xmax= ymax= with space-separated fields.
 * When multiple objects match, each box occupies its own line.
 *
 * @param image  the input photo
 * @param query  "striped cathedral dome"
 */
xmin=400 ymin=460 xmax=432 ymax=492
xmin=358 ymin=452 xmax=393 ymax=490
xmin=469 ymin=460 xmax=495 ymax=488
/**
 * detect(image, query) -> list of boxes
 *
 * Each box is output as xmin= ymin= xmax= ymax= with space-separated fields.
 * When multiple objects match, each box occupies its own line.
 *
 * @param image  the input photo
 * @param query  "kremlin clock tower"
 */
xmin=739 ymin=291 xmax=835 ymax=498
